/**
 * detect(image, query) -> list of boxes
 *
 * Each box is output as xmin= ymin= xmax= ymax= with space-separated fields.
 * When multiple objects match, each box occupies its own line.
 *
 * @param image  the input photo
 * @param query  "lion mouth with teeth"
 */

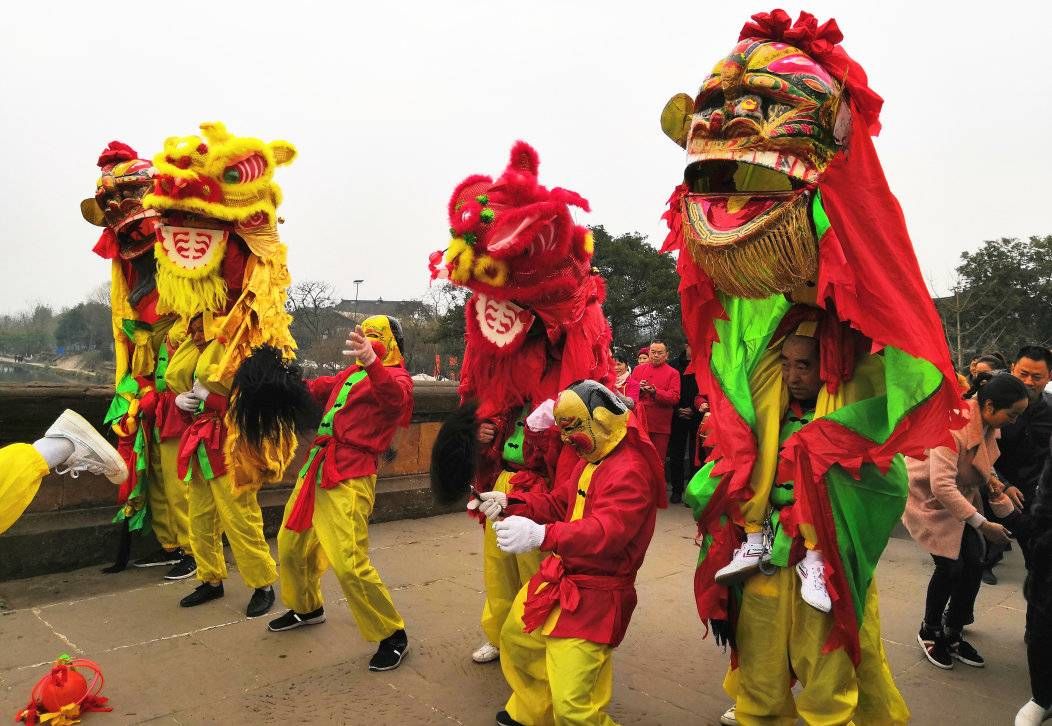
xmin=662 ymin=36 xmax=851 ymax=300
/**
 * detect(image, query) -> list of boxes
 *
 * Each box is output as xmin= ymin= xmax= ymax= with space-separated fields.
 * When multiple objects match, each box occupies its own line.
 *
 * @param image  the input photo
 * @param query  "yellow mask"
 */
xmin=361 ymin=315 xmax=404 ymax=367
xmin=553 ymin=380 xmax=629 ymax=463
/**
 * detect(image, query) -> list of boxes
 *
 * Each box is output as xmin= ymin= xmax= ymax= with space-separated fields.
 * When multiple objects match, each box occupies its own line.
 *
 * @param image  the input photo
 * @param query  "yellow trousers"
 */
xmin=149 ymin=438 xmax=191 ymax=552
xmin=500 ymin=584 xmax=616 ymax=726
xmin=187 ymin=468 xmax=276 ymax=589
xmin=0 ymin=444 xmax=49 ymax=535
xmin=482 ymin=470 xmax=544 ymax=645
xmin=726 ymin=569 xmax=908 ymax=726
xmin=278 ymin=475 xmax=404 ymax=642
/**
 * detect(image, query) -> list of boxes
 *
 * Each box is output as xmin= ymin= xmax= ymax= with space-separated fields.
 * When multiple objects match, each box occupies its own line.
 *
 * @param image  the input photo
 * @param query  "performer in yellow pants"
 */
xmin=481 ymin=469 xmax=545 ymax=648
xmin=278 ymin=475 xmax=404 ymax=640
xmin=147 ymin=437 xmax=191 ymax=555
xmin=1 ymin=410 xmax=127 ymax=535
xmin=725 ymin=574 xmax=909 ymax=726
xmin=173 ymin=333 xmax=277 ymax=617
xmin=186 ymin=468 xmax=277 ymax=590
xmin=500 ymin=584 xmax=615 ymax=726
xmin=268 ymin=316 xmax=413 ymax=673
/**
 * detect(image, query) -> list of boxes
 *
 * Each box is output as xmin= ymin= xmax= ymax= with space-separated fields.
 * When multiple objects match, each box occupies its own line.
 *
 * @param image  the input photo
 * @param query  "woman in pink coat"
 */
xmin=904 ymin=372 xmax=1029 ymax=670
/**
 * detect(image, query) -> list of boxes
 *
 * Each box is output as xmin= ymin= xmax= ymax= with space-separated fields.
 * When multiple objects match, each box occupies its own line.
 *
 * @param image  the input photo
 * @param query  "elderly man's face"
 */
xmin=648 ymin=343 xmax=669 ymax=366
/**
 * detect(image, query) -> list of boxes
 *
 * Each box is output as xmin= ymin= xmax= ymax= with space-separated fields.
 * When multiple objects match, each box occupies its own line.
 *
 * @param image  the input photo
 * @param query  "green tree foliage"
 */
xmin=590 ymin=225 xmax=684 ymax=359
xmin=53 ymin=302 xmax=112 ymax=355
xmin=936 ymin=235 xmax=1052 ymax=368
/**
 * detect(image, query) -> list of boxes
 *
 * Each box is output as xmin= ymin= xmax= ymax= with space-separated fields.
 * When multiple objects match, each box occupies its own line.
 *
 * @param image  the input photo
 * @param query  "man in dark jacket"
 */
xmin=668 ymin=345 xmax=702 ymax=504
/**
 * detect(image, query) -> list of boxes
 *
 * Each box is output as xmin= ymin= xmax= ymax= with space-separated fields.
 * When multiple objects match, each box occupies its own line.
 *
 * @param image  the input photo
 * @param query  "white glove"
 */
xmin=493 ymin=515 xmax=546 ymax=554
xmin=175 ymin=391 xmax=202 ymax=412
xmin=191 ymin=379 xmax=210 ymax=401
xmin=467 ymin=490 xmax=508 ymax=520
xmin=526 ymin=399 xmax=556 ymax=432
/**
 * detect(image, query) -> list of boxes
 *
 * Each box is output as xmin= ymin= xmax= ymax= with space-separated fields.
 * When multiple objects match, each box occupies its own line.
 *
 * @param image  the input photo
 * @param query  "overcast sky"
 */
xmin=1 ymin=1 xmax=1048 ymax=313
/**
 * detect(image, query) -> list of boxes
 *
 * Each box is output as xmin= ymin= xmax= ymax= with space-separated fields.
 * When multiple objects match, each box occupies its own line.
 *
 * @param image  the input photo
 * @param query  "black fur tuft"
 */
xmin=430 ymin=401 xmax=479 ymax=505
xmin=230 ymin=345 xmax=321 ymax=448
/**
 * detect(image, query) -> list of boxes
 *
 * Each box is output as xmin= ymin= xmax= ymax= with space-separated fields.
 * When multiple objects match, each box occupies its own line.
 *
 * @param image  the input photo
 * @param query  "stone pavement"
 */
xmin=0 ymin=505 xmax=1033 ymax=724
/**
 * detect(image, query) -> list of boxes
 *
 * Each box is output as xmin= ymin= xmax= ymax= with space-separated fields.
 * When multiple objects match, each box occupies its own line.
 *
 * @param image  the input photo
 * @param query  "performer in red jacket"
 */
xmin=475 ymin=380 xmax=666 ymax=726
xmin=268 ymin=315 xmax=414 ymax=673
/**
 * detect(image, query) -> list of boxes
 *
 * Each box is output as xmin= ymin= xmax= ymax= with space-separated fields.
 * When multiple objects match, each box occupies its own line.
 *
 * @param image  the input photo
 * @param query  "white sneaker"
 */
xmin=714 ymin=541 xmax=768 ymax=585
xmin=1015 ymin=699 xmax=1052 ymax=726
xmin=45 ymin=409 xmax=128 ymax=485
xmin=796 ymin=558 xmax=832 ymax=613
xmin=719 ymin=705 xmax=737 ymax=725
xmin=471 ymin=641 xmax=499 ymax=663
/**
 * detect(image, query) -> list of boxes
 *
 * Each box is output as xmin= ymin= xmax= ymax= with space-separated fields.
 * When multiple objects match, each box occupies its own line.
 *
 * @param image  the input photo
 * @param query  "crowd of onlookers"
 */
xmin=615 ymin=340 xmax=1052 ymax=725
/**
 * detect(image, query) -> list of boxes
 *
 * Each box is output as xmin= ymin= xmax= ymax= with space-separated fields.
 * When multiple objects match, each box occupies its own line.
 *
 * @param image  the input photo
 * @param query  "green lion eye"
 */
xmin=223 ymin=167 xmax=241 ymax=184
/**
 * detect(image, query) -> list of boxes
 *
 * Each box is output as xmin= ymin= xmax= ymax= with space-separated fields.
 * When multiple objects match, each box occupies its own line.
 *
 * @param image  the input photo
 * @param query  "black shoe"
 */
xmin=180 ymin=582 xmax=224 ymax=607
xmin=164 ymin=555 xmax=197 ymax=581
xmin=950 ymin=637 xmax=985 ymax=667
xmin=669 ymin=492 xmax=683 ymax=504
xmin=134 ymin=548 xmax=183 ymax=568
xmin=981 ymin=567 xmax=997 ymax=585
xmin=495 ymin=710 xmax=525 ymax=726
xmin=917 ymin=623 xmax=953 ymax=669
xmin=246 ymin=586 xmax=276 ymax=618
xmin=369 ymin=629 xmax=408 ymax=671
xmin=267 ymin=607 xmax=327 ymax=632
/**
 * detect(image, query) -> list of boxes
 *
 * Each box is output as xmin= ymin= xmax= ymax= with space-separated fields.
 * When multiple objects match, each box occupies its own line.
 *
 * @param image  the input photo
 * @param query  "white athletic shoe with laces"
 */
xmin=45 ymin=409 xmax=127 ymax=484
xmin=714 ymin=540 xmax=768 ymax=585
xmin=719 ymin=705 xmax=738 ymax=725
xmin=796 ymin=557 xmax=832 ymax=613
xmin=472 ymin=641 xmax=500 ymax=663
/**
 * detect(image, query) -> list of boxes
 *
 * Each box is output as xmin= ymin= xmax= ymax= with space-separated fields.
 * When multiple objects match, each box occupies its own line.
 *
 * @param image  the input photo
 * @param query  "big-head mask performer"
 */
xmin=427 ymin=141 xmax=616 ymax=664
xmin=660 ymin=10 xmax=964 ymax=724
xmin=268 ymin=314 xmax=414 ymax=674
xmin=473 ymin=380 xmax=665 ymax=726
xmin=82 ymin=141 xmax=195 ymax=575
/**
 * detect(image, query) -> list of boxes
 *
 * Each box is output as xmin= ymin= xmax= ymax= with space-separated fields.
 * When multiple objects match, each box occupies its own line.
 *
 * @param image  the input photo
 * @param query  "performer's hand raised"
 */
xmin=343 ymin=325 xmax=376 ymax=366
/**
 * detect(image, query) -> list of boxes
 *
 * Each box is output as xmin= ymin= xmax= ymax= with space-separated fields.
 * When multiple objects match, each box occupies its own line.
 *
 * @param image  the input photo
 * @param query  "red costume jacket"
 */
xmin=630 ymin=362 xmax=680 ymax=434
xmin=505 ymin=430 xmax=662 ymax=646
xmin=305 ymin=359 xmax=414 ymax=487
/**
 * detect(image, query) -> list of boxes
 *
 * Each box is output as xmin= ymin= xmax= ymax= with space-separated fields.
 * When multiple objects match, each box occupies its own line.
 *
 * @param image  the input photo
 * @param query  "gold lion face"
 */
xmin=662 ymin=38 xmax=851 ymax=299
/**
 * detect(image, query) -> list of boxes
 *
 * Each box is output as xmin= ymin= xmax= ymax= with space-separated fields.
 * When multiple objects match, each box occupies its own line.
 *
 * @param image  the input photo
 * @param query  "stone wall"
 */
xmin=0 ymin=381 xmax=461 ymax=580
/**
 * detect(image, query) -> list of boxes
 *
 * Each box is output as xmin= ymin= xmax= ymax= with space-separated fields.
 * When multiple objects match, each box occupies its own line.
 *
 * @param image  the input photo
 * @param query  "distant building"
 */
xmin=334 ymin=298 xmax=427 ymax=321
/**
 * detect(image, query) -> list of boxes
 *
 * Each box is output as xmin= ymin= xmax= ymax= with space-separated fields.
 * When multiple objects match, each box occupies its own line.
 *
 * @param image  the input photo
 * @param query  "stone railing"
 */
xmin=0 ymin=381 xmax=461 ymax=580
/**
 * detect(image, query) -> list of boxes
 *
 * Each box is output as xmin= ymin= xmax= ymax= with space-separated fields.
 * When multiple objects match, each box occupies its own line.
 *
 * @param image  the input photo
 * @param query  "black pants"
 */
xmin=668 ymin=417 xmax=699 ymax=497
xmin=924 ymin=525 xmax=986 ymax=632
xmin=1027 ymin=604 xmax=1052 ymax=707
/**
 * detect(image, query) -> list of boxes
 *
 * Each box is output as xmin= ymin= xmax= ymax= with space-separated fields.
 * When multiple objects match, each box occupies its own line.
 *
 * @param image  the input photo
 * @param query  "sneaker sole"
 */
xmin=134 ymin=560 xmax=182 ymax=568
xmin=369 ymin=645 xmax=408 ymax=672
xmin=48 ymin=409 xmax=128 ymax=484
xmin=164 ymin=567 xmax=199 ymax=581
xmin=953 ymin=653 xmax=985 ymax=668
xmin=267 ymin=615 xmax=326 ymax=632
xmin=714 ymin=560 xmax=763 ymax=586
xmin=472 ymin=651 xmax=500 ymax=664
xmin=916 ymin=633 xmax=953 ymax=670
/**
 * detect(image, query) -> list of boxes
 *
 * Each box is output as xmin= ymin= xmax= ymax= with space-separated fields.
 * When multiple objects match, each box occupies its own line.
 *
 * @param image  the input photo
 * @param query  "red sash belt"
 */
xmin=522 ymin=556 xmax=635 ymax=633
xmin=177 ymin=412 xmax=227 ymax=480
xmin=283 ymin=434 xmax=334 ymax=533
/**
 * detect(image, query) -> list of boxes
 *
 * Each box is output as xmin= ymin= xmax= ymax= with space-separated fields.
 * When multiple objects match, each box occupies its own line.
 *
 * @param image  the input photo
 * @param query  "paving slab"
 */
xmin=0 ymin=506 xmax=1035 ymax=724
